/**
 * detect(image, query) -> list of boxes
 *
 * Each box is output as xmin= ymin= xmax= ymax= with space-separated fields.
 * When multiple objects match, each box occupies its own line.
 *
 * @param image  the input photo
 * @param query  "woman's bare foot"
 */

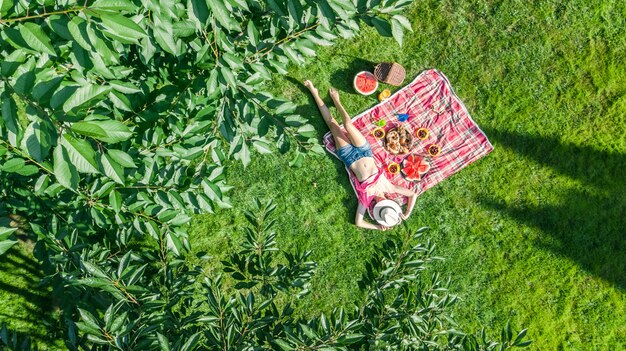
xmin=304 ymin=80 xmax=318 ymax=96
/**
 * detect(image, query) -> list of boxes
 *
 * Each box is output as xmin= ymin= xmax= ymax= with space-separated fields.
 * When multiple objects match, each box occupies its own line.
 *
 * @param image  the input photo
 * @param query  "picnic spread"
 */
xmin=323 ymin=69 xmax=493 ymax=214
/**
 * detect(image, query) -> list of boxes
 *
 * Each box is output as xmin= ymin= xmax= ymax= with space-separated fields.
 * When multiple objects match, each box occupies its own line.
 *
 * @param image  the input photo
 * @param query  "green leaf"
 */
xmin=201 ymin=180 xmax=222 ymax=201
xmin=33 ymin=76 xmax=64 ymax=104
xmin=153 ymin=24 xmax=181 ymax=55
xmin=274 ymin=339 xmax=294 ymax=351
xmin=0 ymin=227 xmax=18 ymax=256
xmin=371 ymin=17 xmax=392 ymax=37
xmin=91 ymin=0 xmax=137 ymax=12
xmin=513 ymin=328 xmax=528 ymax=346
xmin=100 ymin=153 xmax=125 ymax=185
xmin=61 ymin=134 xmax=100 ymax=174
xmin=0 ymin=227 xmax=18 ymax=239
xmin=225 ymin=0 xmax=249 ymax=11
xmin=222 ymin=52 xmax=243 ymax=69
xmin=71 ymin=121 xmax=108 ymax=139
xmin=109 ymin=80 xmax=141 ymax=94
xmin=0 ymin=93 xmax=17 ymax=130
xmin=247 ymin=21 xmax=259 ymax=47
xmin=157 ymin=333 xmax=171 ymax=351
xmin=179 ymin=332 xmax=200 ymax=351
xmin=109 ymin=190 xmax=122 ymax=213
xmin=98 ymin=120 xmax=133 ymax=143
xmin=77 ymin=308 xmax=101 ymax=332
xmin=166 ymin=232 xmax=184 ymax=256
xmin=1 ymin=158 xmax=25 ymax=173
xmin=207 ymin=0 xmax=241 ymax=32
xmin=68 ymin=16 xmax=93 ymax=50
xmin=53 ymin=145 xmax=79 ymax=190
xmin=71 ymin=120 xmax=132 ymax=143
xmin=297 ymin=124 xmax=316 ymax=138
xmin=107 ymin=149 xmax=137 ymax=168
xmin=173 ymin=20 xmax=197 ymax=38
xmin=237 ymin=141 xmax=251 ymax=167
xmin=317 ymin=0 xmax=336 ymax=29
xmin=99 ymin=13 xmax=146 ymax=44
xmin=220 ymin=66 xmax=237 ymax=87
xmin=336 ymin=333 xmax=365 ymax=345
xmin=109 ymin=311 xmax=127 ymax=333
xmin=289 ymin=152 xmax=304 ymax=167
xmin=393 ymin=14 xmax=413 ymax=32
xmin=16 ymin=165 xmax=39 ymax=176
xmin=82 ymin=261 xmax=109 ymax=279
xmin=391 ymin=18 xmax=404 ymax=46
xmin=19 ymin=22 xmax=56 ymax=56
xmin=252 ymin=139 xmax=272 ymax=154
xmin=189 ymin=0 xmax=209 ymax=26
xmin=63 ymin=85 xmax=111 ymax=113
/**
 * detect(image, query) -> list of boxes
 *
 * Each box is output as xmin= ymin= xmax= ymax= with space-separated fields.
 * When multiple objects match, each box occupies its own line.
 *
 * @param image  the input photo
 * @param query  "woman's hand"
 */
xmin=400 ymin=213 xmax=409 ymax=220
xmin=377 ymin=225 xmax=391 ymax=231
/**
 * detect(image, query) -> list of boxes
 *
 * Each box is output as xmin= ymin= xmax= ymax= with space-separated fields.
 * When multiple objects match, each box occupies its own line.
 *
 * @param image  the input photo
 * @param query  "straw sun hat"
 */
xmin=372 ymin=199 xmax=403 ymax=227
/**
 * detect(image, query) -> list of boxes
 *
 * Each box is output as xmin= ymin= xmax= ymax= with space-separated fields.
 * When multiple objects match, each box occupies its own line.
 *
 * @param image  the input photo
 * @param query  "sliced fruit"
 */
xmin=401 ymin=154 xmax=430 ymax=182
xmin=354 ymin=71 xmax=378 ymax=95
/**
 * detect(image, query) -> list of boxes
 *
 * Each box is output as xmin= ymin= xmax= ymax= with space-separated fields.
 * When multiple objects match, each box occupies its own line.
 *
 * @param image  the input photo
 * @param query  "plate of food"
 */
xmin=401 ymin=154 xmax=430 ymax=182
xmin=384 ymin=124 xmax=413 ymax=155
xmin=353 ymin=71 xmax=378 ymax=96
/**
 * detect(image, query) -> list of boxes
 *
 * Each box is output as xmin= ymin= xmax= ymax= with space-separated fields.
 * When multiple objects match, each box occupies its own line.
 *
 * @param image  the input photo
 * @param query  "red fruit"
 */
xmin=401 ymin=154 xmax=430 ymax=182
xmin=354 ymin=71 xmax=378 ymax=95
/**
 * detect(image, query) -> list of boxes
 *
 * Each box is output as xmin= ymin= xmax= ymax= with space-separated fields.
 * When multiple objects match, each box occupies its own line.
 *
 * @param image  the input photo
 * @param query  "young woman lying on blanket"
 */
xmin=304 ymin=80 xmax=417 ymax=231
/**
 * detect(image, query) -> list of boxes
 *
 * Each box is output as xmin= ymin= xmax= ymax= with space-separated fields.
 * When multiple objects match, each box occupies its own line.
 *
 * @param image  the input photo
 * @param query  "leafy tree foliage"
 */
xmin=0 ymin=0 xmax=415 ymax=263
xmin=1 ymin=200 xmax=530 ymax=350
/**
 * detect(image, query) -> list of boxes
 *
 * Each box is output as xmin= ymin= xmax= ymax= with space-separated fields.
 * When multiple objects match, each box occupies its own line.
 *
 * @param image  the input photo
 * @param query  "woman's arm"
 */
xmin=355 ymin=202 xmax=388 ymax=231
xmin=402 ymin=193 xmax=417 ymax=219
xmin=392 ymin=184 xmax=417 ymax=219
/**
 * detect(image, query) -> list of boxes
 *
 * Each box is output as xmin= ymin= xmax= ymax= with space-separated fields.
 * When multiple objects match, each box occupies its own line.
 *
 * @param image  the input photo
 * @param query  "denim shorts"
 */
xmin=336 ymin=142 xmax=373 ymax=168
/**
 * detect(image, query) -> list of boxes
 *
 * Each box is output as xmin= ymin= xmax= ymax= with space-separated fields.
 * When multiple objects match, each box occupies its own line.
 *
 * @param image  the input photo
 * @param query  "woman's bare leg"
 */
xmin=329 ymin=87 xmax=367 ymax=147
xmin=304 ymin=80 xmax=350 ymax=149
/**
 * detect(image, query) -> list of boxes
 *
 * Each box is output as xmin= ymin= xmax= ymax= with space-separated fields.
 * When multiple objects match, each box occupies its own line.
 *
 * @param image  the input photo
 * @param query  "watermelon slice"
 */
xmin=401 ymin=154 xmax=430 ymax=182
xmin=354 ymin=71 xmax=378 ymax=95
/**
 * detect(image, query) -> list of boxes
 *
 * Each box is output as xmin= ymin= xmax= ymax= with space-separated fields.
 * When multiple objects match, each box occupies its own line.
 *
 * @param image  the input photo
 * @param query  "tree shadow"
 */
xmin=479 ymin=128 xmax=626 ymax=289
xmin=282 ymin=76 xmax=359 ymax=222
xmin=283 ymin=75 xmax=339 ymax=125
xmin=329 ymin=55 xmax=377 ymax=94
xmin=0 ymin=245 xmax=62 ymax=344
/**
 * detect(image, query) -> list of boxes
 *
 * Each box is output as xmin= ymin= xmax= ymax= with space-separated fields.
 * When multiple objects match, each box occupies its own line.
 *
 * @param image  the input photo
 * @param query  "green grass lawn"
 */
xmin=1 ymin=0 xmax=625 ymax=349
xmin=192 ymin=0 xmax=626 ymax=349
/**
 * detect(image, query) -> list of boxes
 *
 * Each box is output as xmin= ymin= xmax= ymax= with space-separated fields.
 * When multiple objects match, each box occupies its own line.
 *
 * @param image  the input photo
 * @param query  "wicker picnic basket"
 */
xmin=374 ymin=62 xmax=406 ymax=86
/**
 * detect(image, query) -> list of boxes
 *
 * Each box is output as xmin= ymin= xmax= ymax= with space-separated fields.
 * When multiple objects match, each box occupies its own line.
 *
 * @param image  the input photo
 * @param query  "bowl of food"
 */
xmin=401 ymin=154 xmax=430 ymax=182
xmin=415 ymin=127 xmax=429 ymax=140
xmin=372 ymin=127 xmax=385 ymax=139
xmin=387 ymin=162 xmax=400 ymax=174
xmin=354 ymin=71 xmax=378 ymax=96
xmin=427 ymin=143 xmax=440 ymax=157
xmin=384 ymin=124 xmax=413 ymax=155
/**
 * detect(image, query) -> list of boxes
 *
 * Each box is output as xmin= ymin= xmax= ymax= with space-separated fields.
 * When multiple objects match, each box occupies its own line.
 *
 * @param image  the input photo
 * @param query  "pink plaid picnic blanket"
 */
xmin=323 ymin=69 xmax=493 ymax=212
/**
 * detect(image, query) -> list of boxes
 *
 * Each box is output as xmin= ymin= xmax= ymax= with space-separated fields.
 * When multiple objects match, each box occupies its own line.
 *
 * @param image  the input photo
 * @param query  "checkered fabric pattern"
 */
xmin=323 ymin=69 xmax=493 ymax=213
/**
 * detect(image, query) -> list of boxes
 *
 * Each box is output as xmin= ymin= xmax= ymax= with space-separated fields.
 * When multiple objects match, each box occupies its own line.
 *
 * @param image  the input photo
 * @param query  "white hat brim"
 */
xmin=372 ymin=199 xmax=402 ymax=226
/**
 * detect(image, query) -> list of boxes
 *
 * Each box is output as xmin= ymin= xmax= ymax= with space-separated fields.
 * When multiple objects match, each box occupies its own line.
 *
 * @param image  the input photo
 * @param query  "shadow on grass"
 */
xmin=0 ymin=245 xmax=62 ymax=344
xmin=480 ymin=129 xmax=626 ymax=289
xmin=283 ymin=75 xmax=360 ymax=223
xmin=330 ymin=55 xmax=377 ymax=94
